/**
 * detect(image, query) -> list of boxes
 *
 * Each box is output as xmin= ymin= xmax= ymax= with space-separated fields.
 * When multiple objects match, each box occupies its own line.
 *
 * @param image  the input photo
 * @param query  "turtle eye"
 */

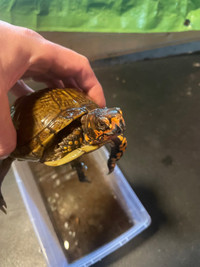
xmin=97 ymin=121 xmax=106 ymax=130
xmin=97 ymin=118 xmax=110 ymax=130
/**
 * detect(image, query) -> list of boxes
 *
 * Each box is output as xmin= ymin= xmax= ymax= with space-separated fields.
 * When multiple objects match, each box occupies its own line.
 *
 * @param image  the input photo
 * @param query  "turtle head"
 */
xmin=81 ymin=108 xmax=126 ymax=145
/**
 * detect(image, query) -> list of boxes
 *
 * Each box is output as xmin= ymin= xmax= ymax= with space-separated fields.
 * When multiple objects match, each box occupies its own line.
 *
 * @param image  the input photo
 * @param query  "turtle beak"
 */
xmin=115 ymin=124 xmax=125 ymax=135
xmin=107 ymin=119 xmax=126 ymax=136
xmin=115 ymin=125 xmax=122 ymax=134
xmin=117 ymin=118 xmax=126 ymax=133
xmin=120 ymin=119 xmax=126 ymax=131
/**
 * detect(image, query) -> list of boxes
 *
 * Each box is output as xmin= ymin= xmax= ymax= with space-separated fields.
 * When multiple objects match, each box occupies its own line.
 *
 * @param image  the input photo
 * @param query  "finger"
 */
xmin=45 ymin=80 xmax=65 ymax=89
xmin=85 ymin=82 xmax=106 ymax=108
xmin=0 ymin=90 xmax=16 ymax=157
xmin=44 ymin=43 xmax=106 ymax=107
xmin=25 ymin=70 xmax=78 ymax=90
xmin=62 ymin=77 xmax=106 ymax=107
xmin=10 ymin=80 xmax=34 ymax=98
xmin=62 ymin=77 xmax=80 ymax=89
xmin=26 ymin=74 xmax=65 ymax=89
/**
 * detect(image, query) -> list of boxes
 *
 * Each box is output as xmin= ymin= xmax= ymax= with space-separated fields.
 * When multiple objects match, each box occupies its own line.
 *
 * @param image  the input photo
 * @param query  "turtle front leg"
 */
xmin=54 ymin=127 xmax=83 ymax=159
xmin=108 ymin=135 xmax=127 ymax=174
xmin=55 ymin=127 xmax=90 ymax=182
xmin=0 ymin=157 xmax=14 ymax=214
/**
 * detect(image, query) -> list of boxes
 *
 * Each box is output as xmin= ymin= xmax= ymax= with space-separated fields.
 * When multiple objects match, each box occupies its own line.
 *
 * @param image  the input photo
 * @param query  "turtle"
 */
xmin=0 ymin=88 xmax=127 ymax=213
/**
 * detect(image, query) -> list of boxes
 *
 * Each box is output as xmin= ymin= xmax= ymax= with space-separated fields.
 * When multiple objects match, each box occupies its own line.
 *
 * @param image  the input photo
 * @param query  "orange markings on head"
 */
xmin=110 ymin=116 xmax=125 ymax=131
xmin=94 ymin=129 xmax=103 ymax=138
xmin=111 ymin=117 xmax=120 ymax=125
xmin=118 ymin=135 xmax=124 ymax=141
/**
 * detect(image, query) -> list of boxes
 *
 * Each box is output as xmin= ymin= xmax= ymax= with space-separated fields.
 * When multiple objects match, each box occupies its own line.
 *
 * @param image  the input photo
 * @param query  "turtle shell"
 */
xmin=11 ymin=88 xmax=98 ymax=161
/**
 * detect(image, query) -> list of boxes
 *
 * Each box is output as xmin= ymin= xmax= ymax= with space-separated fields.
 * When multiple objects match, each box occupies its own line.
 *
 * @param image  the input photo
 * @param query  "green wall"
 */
xmin=0 ymin=0 xmax=199 ymax=32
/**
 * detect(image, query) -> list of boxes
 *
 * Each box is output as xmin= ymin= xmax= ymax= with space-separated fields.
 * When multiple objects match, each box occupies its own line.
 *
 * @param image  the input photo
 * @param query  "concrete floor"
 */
xmin=0 ymin=169 xmax=46 ymax=267
xmin=1 ymin=51 xmax=200 ymax=266
xmin=93 ymin=54 xmax=200 ymax=267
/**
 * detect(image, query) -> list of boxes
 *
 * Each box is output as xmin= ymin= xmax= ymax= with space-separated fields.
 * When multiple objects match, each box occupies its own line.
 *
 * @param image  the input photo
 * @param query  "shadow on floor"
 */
xmin=94 ymin=182 xmax=169 ymax=267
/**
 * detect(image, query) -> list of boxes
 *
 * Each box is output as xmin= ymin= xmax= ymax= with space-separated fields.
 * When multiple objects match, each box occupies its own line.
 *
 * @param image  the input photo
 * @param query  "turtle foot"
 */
xmin=71 ymin=159 xmax=90 ymax=183
xmin=107 ymin=157 xmax=115 ymax=175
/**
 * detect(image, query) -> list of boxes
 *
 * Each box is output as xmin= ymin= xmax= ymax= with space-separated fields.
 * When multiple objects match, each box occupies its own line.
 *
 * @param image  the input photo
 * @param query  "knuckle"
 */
xmin=22 ymin=27 xmax=44 ymax=40
xmin=28 ymin=37 xmax=53 ymax=70
xmin=80 ymin=55 xmax=90 ymax=68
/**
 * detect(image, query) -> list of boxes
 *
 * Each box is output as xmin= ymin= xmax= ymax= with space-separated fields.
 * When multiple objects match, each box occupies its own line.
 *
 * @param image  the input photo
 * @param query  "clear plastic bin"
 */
xmin=12 ymin=147 xmax=151 ymax=267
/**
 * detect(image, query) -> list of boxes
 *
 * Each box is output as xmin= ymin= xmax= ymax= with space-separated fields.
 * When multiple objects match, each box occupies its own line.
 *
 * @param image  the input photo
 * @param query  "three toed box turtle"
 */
xmin=0 ymin=88 xmax=127 ymax=213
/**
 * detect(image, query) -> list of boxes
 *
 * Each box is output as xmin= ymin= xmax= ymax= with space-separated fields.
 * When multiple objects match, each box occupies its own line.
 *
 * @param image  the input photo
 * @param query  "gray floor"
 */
xmin=0 ymin=169 xmax=46 ymax=267
xmin=93 ymin=54 xmax=200 ymax=267
xmin=1 ymin=51 xmax=200 ymax=266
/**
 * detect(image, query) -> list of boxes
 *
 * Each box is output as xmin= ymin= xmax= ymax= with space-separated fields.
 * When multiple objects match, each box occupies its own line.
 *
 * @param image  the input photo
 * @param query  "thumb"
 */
xmin=0 ymin=90 xmax=16 ymax=158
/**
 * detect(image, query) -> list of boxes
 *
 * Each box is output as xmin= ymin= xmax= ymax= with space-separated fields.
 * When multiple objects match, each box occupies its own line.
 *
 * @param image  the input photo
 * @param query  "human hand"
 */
xmin=0 ymin=21 xmax=105 ymax=158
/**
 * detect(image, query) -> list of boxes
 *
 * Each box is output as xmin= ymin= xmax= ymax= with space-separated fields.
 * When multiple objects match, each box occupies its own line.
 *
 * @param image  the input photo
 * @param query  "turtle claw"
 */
xmin=0 ymin=194 xmax=7 ymax=214
xmin=0 ymin=157 xmax=14 ymax=214
xmin=78 ymin=174 xmax=91 ymax=183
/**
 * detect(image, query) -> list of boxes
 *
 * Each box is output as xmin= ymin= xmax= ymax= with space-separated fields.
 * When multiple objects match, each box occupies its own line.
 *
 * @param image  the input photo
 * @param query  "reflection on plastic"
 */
xmin=29 ymin=154 xmax=134 ymax=263
xmin=13 ymin=147 xmax=151 ymax=267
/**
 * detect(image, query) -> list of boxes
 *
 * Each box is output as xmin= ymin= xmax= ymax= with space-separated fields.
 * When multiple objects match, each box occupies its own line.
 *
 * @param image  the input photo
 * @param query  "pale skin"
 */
xmin=0 ymin=21 xmax=105 ymax=158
